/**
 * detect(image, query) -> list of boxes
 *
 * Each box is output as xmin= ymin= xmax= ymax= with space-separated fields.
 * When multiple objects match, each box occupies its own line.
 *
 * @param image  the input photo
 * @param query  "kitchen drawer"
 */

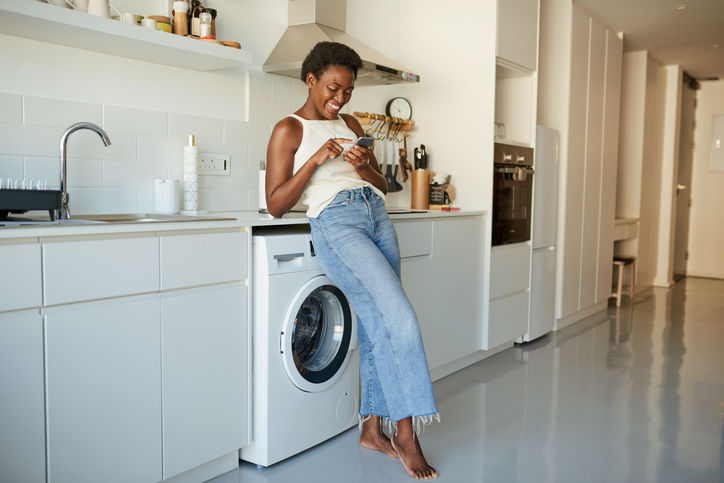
xmin=490 ymin=243 xmax=531 ymax=299
xmin=486 ymin=290 xmax=529 ymax=349
xmin=44 ymin=236 xmax=159 ymax=305
xmin=160 ymin=231 xmax=248 ymax=290
xmin=0 ymin=242 xmax=41 ymax=312
xmin=394 ymin=221 xmax=432 ymax=259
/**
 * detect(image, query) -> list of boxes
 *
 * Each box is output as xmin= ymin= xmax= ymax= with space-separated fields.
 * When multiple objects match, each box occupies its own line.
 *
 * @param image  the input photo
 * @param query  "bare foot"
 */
xmin=360 ymin=415 xmax=399 ymax=458
xmin=390 ymin=418 xmax=438 ymax=480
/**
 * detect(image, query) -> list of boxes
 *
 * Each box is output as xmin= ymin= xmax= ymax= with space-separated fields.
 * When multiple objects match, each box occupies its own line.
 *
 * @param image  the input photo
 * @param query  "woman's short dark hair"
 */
xmin=300 ymin=41 xmax=363 ymax=82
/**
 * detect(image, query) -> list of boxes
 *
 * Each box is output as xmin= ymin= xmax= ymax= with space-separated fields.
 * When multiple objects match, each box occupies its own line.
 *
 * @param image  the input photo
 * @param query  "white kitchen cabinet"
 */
xmin=161 ymin=283 xmax=249 ymax=479
xmin=44 ymin=235 xmax=159 ymax=305
xmin=538 ymin=0 xmax=623 ymax=328
xmin=0 ymin=312 xmax=45 ymax=483
xmin=396 ymin=216 xmax=485 ymax=377
xmin=487 ymin=243 xmax=532 ymax=348
xmin=45 ymin=297 xmax=162 ymax=483
xmin=497 ymin=0 xmax=539 ymax=71
xmin=0 ymin=242 xmax=41 ymax=312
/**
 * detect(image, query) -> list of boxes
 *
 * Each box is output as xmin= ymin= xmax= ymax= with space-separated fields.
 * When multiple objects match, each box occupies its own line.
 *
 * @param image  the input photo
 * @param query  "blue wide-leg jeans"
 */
xmin=309 ymin=187 xmax=439 ymax=432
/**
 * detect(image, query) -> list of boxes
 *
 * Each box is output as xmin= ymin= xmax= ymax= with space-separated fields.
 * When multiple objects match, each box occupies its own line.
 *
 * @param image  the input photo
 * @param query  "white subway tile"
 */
xmin=248 ymin=141 xmax=268 ymax=168
xmin=221 ymin=162 xmax=256 ymax=189
xmin=24 ymin=157 xmax=61 ymax=189
xmin=198 ymin=175 xmax=222 ymax=189
xmin=103 ymin=160 xmax=168 ymax=188
xmin=24 ymin=96 xmax=102 ymax=128
xmin=69 ymin=130 xmax=136 ymax=161
xmin=0 ymin=155 xmax=24 ymax=181
xmin=223 ymin=119 xmax=270 ymax=144
xmin=104 ymin=105 xmax=168 ymax=137
xmin=0 ymin=125 xmax=62 ymax=157
xmin=66 ymin=158 xmax=103 ymax=188
xmin=169 ymin=114 xmax=223 ymax=142
xmin=168 ymin=162 xmax=183 ymax=181
xmin=138 ymin=136 xmax=184 ymax=164
xmin=198 ymin=188 xmax=248 ymax=212
xmin=138 ymin=188 xmax=155 ymax=214
xmin=69 ymin=187 xmax=138 ymax=215
xmin=0 ymin=93 xmax=22 ymax=124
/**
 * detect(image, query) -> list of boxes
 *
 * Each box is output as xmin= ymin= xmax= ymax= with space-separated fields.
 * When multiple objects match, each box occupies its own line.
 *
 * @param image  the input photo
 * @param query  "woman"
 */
xmin=265 ymin=41 xmax=439 ymax=480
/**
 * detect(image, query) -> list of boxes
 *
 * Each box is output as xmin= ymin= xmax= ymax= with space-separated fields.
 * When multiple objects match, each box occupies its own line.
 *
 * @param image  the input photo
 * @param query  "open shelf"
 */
xmin=0 ymin=0 xmax=252 ymax=71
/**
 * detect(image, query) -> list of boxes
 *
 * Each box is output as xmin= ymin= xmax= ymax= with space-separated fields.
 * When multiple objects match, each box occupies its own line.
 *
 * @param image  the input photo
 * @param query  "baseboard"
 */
xmin=555 ymin=301 xmax=608 ymax=331
xmin=162 ymin=451 xmax=239 ymax=483
xmin=684 ymin=271 xmax=724 ymax=280
xmin=653 ymin=277 xmax=675 ymax=287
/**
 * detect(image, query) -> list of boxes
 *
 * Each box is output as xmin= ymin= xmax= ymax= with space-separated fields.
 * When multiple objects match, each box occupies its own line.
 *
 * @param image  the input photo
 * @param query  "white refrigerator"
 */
xmin=521 ymin=125 xmax=559 ymax=342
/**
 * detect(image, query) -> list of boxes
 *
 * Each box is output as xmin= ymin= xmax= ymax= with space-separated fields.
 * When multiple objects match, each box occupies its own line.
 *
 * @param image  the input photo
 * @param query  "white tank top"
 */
xmin=288 ymin=114 xmax=385 ymax=218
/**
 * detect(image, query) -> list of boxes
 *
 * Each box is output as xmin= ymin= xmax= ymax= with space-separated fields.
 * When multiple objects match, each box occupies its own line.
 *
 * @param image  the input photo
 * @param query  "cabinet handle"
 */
xmin=274 ymin=253 xmax=304 ymax=262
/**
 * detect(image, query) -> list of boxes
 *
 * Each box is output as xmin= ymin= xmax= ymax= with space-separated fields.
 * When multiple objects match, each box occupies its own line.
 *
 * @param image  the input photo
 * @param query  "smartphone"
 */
xmin=355 ymin=137 xmax=375 ymax=148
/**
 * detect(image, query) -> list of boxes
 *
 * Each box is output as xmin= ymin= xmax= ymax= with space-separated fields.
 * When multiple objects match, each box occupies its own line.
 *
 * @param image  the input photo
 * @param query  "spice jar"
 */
xmin=199 ymin=11 xmax=212 ymax=38
xmin=172 ymin=0 xmax=188 ymax=36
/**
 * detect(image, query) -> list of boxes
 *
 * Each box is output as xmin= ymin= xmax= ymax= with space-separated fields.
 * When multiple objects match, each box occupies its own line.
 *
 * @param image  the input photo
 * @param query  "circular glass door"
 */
xmin=281 ymin=276 xmax=355 ymax=393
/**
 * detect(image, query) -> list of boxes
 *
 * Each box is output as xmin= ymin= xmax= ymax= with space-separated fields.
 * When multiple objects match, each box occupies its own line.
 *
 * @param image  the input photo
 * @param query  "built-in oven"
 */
xmin=492 ymin=143 xmax=534 ymax=246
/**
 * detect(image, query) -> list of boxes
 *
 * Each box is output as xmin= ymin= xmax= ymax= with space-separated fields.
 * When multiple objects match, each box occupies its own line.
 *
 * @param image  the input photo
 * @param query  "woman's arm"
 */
xmin=265 ymin=117 xmax=352 ymax=218
xmin=341 ymin=114 xmax=388 ymax=194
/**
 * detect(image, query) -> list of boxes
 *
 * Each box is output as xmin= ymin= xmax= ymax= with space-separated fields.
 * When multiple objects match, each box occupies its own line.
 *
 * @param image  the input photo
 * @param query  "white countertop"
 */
xmin=0 ymin=209 xmax=486 ymax=240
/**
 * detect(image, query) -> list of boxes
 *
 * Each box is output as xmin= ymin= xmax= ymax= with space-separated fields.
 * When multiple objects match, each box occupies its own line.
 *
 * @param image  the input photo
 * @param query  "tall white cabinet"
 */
xmin=538 ymin=0 xmax=623 ymax=328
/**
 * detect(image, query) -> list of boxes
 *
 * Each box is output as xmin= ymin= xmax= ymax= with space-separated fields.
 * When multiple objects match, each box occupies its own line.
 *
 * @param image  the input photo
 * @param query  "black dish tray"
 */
xmin=0 ymin=189 xmax=61 ymax=220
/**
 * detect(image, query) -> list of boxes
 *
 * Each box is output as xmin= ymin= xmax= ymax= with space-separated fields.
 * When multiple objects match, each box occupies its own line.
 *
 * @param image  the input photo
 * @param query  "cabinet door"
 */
xmin=497 ymin=0 xmax=539 ymax=70
xmin=579 ymin=16 xmax=606 ymax=308
xmin=46 ymin=298 xmax=162 ymax=483
xmin=0 ymin=312 xmax=45 ymax=483
xmin=161 ymin=283 xmax=248 ymax=479
xmin=558 ymin=6 xmax=590 ymax=319
xmin=0 ymin=243 xmax=41 ymax=311
xmin=401 ymin=218 xmax=485 ymax=372
xmin=596 ymin=29 xmax=623 ymax=303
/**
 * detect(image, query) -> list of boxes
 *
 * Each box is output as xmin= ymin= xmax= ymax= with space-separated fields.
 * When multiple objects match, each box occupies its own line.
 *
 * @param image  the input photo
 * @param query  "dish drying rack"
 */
xmin=0 ymin=179 xmax=61 ymax=220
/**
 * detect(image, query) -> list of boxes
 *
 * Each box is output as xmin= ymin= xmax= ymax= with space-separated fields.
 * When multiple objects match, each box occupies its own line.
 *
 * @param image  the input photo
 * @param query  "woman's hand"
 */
xmin=343 ymin=144 xmax=372 ymax=171
xmin=313 ymin=138 xmax=353 ymax=165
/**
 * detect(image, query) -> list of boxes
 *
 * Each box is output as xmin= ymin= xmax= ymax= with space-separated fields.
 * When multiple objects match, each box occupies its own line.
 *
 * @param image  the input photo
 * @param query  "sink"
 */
xmin=0 ymin=213 xmax=234 ymax=227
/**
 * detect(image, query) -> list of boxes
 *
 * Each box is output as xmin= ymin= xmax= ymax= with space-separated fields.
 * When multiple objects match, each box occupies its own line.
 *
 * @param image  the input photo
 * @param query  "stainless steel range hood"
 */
xmin=264 ymin=0 xmax=420 ymax=86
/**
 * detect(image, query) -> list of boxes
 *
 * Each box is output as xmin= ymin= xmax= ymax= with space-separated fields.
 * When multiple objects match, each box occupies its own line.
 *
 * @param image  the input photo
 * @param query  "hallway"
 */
xmin=214 ymin=277 xmax=724 ymax=482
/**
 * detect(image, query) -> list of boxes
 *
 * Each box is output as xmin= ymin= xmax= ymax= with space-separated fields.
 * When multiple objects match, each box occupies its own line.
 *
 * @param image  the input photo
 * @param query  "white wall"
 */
xmin=686 ymin=79 xmax=724 ymax=279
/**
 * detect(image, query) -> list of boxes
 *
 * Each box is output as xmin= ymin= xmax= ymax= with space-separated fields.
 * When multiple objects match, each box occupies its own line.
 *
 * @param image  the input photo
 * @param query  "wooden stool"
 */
xmin=612 ymin=256 xmax=636 ymax=307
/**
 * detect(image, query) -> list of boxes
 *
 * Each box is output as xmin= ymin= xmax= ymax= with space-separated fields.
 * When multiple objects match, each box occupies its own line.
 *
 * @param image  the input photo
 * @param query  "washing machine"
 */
xmin=241 ymin=227 xmax=359 ymax=467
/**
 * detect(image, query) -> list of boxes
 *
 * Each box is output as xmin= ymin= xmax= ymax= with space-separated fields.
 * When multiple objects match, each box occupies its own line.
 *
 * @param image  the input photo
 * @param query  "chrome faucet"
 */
xmin=58 ymin=122 xmax=111 ymax=220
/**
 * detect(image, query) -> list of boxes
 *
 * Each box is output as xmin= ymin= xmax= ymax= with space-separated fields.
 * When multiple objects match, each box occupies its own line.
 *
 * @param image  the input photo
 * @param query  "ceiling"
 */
xmin=574 ymin=0 xmax=724 ymax=79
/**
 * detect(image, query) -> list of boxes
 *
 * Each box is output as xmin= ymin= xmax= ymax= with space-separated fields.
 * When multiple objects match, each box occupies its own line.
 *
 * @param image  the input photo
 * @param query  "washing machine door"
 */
xmin=281 ymin=275 xmax=356 ymax=393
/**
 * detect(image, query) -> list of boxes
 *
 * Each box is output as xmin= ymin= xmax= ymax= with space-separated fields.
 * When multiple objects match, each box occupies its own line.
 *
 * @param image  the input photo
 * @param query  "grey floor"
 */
xmin=212 ymin=277 xmax=724 ymax=482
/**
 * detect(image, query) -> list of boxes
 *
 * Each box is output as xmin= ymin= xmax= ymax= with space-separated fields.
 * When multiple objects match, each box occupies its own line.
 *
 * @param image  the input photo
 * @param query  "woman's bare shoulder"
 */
xmin=340 ymin=113 xmax=365 ymax=137
xmin=270 ymin=116 xmax=303 ymax=149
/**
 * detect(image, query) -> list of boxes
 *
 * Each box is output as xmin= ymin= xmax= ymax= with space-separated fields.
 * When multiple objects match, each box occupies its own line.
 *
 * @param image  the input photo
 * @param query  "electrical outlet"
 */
xmin=198 ymin=153 xmax=230 ymax=176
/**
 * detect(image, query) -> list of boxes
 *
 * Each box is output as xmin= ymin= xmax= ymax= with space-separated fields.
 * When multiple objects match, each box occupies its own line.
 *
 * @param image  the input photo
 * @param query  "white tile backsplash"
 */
xmin=0 ymin=155 xmax=24 ymax=181
xmin=24 ymin=156 xmax=61 ymax=189
xmin=24 ymin=96 xmax=102 ymax=128
xmin=0 ymin=91 xmax=274 ymax=213
xmin=224 ymin=119 xmax=271 ymax=145
xmin=103 ymin=160 xmax=168 ymax=188
xmin=0 ymin=125 xmax=62 ymax=157
xmin=69 ymin=130 xmax=136 ymax=161
xmin=0 ymin=93 xmax=22 ymax=124
xmin=104 ymin=105 xmax=169 ymax=137
xmin=169 ymin=114 xmax=224 ymax=142
xmin=69 ymin=187 xmax=139 ymax=214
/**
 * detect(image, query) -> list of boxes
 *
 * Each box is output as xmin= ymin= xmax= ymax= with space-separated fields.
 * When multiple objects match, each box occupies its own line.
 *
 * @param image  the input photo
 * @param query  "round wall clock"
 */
xmin=385 ymin=97 xmax=413 ymax=120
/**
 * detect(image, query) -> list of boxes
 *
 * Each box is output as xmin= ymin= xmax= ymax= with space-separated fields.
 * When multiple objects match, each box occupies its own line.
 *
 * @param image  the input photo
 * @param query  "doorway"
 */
xmin=672 ymin=72 xmax=698 ymax=281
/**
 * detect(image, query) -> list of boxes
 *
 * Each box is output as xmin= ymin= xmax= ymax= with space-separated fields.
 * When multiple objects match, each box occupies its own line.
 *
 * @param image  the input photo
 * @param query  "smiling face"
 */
xmin=305 ymin=64 xmax=356 ymax=120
